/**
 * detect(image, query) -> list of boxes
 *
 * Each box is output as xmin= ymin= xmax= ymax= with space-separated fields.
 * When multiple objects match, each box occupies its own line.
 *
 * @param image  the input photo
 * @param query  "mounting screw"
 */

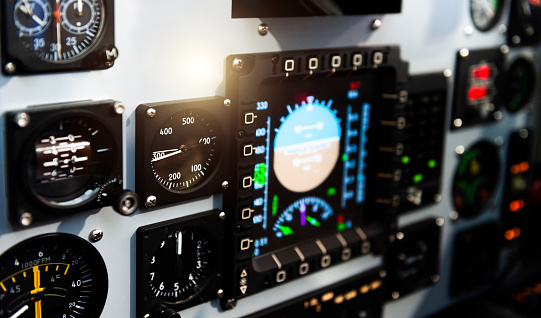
xmin=145 ymin=195 xmax=157 ymax=208
xmin=222 ymin=181 xmax=229 ymax=190
xmin=219 ymin=211 xmax=226 ymax=220
xmin=89 ymin=229 xmax=104 ymax=242
xmin=4 ymin=62 xmax=16 ymax=74
xmin=498 ymin=24 xmax=508 ymax=34
xmin=224 ymin=99 xmax=231 ymax=108
xmin=436 ymin=218 xmax=445 ymax=227
xmin=431 ymin=274 xmax=440 ymax=283
xmin=450 ymin=211 xmax=459 ymax=221
xmin=433 ymin=194 xmax=442 ymax=203
xmin=370 ymin=19 xmax=382 ymax=30
xmin=225 ymin=298 xmax=237 ymax=310
xmin=391 ymin=291 xmax=400 ymax=300
xmin=459 ymin=48 xmax=470 ymax=58
xmin=500 ymin=45 xmax=510 ymax=54
xmin=232 ymin=58 xmax=244 ymax=71
xmin=258 ymin=23 xmax=269 ymax=36
xmin=453 ymin=118 xmax=463 ymax=128
xmin=19 ymin=212 xmax=33 ymax=227
xmin=14 ymin=112 xmax=30 ymax=128
xmin=217 ymin=289 xmax=224 ymax=298
xmin=443 ymin=69 xmax=453 ymax=77
xmin=464 ymin=25 xmax=474 ymax=35
xmin=113 ymin=102 xmax=125 ymax=115
xmin=396 ymin=232 xmax=404 ymax=240
xmin=146 ymin=108 xmax=156 ymax=118
xmin=379 ymin=270 xmax=387 ymax=278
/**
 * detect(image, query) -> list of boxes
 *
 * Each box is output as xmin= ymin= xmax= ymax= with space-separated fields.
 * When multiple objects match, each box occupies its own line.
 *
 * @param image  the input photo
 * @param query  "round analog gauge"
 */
xmin=150 ymin=109 xmax=222 ymax=193
xmin=0 ymin=233 xmax=108 ymax=318
xmin=452 ymin=141 xmax=500 ymax=217
xmin=504 ymin=58 xmax=536 ymax=112
xmin=13 ymin=0 xmax=104 ymax=62
xmin=273 ymin=96 xmax=341 ymax=193
xmin=147 ymin=228 xmax=216 ymax=304
xmin=25 ymin=116 xmax=117 ymax=209
xmin=470 ymin=0 xmax=504 ymax=31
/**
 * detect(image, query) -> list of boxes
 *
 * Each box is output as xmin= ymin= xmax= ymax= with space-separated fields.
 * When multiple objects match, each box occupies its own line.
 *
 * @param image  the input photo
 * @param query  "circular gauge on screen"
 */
xmin=452 ymin=141 xmax=500 ymax=217
xmin=503 ymin=58 xmax=536 ymax=112
xmin=273 ymin=196 xmax=334 ymax=238
xmin=0 ymin=233 xmax=108 ymax=318
xmin=149 ymin=108 xmax=222 ymax=194
xmin=24 ymin=116 xmax=118 ymax=210
xmin=470 ymin=0 xmax=504 ymax=31
xmin=273 ymin=96 xmax=341 ymax=193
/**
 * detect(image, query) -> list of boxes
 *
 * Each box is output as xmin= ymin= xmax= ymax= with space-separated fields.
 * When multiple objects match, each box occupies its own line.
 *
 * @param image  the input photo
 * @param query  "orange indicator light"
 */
xmin=505 ymin=228 xmax=522 ymax=241
xmin=509 ymin=199 xmax=525 ymax=212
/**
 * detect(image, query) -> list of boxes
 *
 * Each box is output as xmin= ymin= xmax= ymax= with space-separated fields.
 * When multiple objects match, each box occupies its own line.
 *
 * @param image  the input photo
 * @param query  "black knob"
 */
xmin=112 ymin=190 xmax=139 ymax=216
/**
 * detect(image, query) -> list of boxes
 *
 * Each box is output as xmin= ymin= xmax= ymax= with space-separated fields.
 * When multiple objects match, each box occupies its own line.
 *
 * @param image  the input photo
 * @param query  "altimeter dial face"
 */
xmin=150 ymin=109 xmax=222 ymax=193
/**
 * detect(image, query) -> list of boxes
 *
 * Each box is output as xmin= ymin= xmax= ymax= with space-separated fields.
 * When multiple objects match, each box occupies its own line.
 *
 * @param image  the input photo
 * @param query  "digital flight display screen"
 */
xmin=250 ymin=73 xmax=373 ymax=257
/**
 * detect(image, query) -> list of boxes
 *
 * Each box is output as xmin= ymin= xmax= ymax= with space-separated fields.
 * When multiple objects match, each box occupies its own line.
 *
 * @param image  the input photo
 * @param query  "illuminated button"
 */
xmin=468 ymin=85 xmax=489 ymax=102
xmin=284 ymin=59 xmax=295 ymax=72
xmin=245 ymin=113 xmax=256 ymax=125
xmin=240 ymin=238 xmax=251 ymax=251
xmin=341 ymin=247 xmax=352 ymax=261
xmin=242 ymin=176 xmax=253 ymax=188
xmin=331 ymin=55 xmax=342 ymax=68
xmin=240 ymin=285 xmax=247 ymax=295
xmin=276 ymin=270 xmax=287 ymax=283
xmin=308 ymin=57 xmax=319 ymax=70
xmin=373 ymin=52 xmax=384 ymax=65
xmin=299 ymin=262 xmax=309 ymax=275
xmin=241 ymin=207 xmax=253 ymax=220
xmin=470 ymin=64 xmax=492 ymax=81
xmin=352 ymin=53 xmax=363 ymax=67
xmin=243 ymin=145 xmax=253 ymax=157
xmin=320 ymin=254 xmax=331 ymax=268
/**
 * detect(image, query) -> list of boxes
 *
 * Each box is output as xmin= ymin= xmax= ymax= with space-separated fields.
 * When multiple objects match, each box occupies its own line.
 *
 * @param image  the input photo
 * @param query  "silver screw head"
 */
xmin=145 ymin=195 xmax=157 ymax=208
xmin=219 ymin=211 xmax=226 ymax=220
xmin=258 ymin=23 xmax=269 ymax=36
xmin=4 ymin=62 xmax=16 ymax=74
xmin=89 ymin=229 xmax=104 ymax=242
xmin=459 ymin=48 xmax=470 ymax=58
xmin=146 ymin=108 xmax=156 ymax=118
xmin=113 ymin=102 xmax=125 ymax=115
xmin=217 ymin=289 xmax=224 ymax=298
xmin=14 ymin=112 xmax=30 ymax=128
xmin=222 ymin=181 xmax=229 ymax=189
xmin=225 ymin=298 xmax=237 ymax=309
xmin=224 ymin=99 xmax=231 ymax=108
xmin=371 ymin=19 xmax=382 ymax=30
xmin=19 ymin=212 xmax=33 ymax=226
xmin=232 ymin=58 xmax=244 ymax=71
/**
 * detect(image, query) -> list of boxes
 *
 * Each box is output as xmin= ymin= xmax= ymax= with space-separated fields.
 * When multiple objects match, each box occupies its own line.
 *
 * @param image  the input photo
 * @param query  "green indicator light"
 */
xmin=280 ymin=226 xmax=294 ymax=236
xmin=272 ymin=195 xmax=278 ymax=217
xmin=428 ymin=159 xmax=437 ymax=169
xmin=413 ymin=173 xmax=424 ymax=184
xmin=342 ymin=153 xmax=349 ymax=162
xmin=337 ymin=223 xmax=346 ymax=232
xmin=401 ymin=156 xmax=410 ymax=164
xmin=305 ymin=216 xmax=321 ymax=227
xmin=327 ymin=187 xmax=337 ymax=196
xmin=254 ymin=163 xmax=266 ymax=186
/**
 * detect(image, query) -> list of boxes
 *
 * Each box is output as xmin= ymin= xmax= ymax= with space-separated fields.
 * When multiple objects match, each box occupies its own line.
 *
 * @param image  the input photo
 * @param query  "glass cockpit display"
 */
xmin=250 ymin=75 xmax=373 ymax=257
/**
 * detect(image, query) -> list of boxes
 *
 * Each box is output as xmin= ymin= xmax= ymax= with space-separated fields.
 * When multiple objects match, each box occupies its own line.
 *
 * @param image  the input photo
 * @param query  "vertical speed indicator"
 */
xmin=150 ymin=109 xmax=222 ymax=193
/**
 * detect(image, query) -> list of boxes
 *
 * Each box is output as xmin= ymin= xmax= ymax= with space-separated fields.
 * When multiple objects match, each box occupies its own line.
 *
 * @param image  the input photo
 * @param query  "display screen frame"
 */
xmin=232 ymin=0 xmax=402 ymax=18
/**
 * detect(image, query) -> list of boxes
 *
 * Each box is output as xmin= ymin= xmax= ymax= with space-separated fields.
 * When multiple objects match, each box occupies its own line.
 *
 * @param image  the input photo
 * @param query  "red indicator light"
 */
xmin=349 ymin=81 xmax=361 ymax=90
xmin=471 ymin=64 xmax=491 ymax=81
xmin=468 ymin=85 xmax=488 ymax=101
xmin=509 ymin=199 xmax=525 ymax=212
xmin=504 ymin=227 xmax=521 ymax=241
xmin=530 ymin=0 xmax=540 ymax=7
